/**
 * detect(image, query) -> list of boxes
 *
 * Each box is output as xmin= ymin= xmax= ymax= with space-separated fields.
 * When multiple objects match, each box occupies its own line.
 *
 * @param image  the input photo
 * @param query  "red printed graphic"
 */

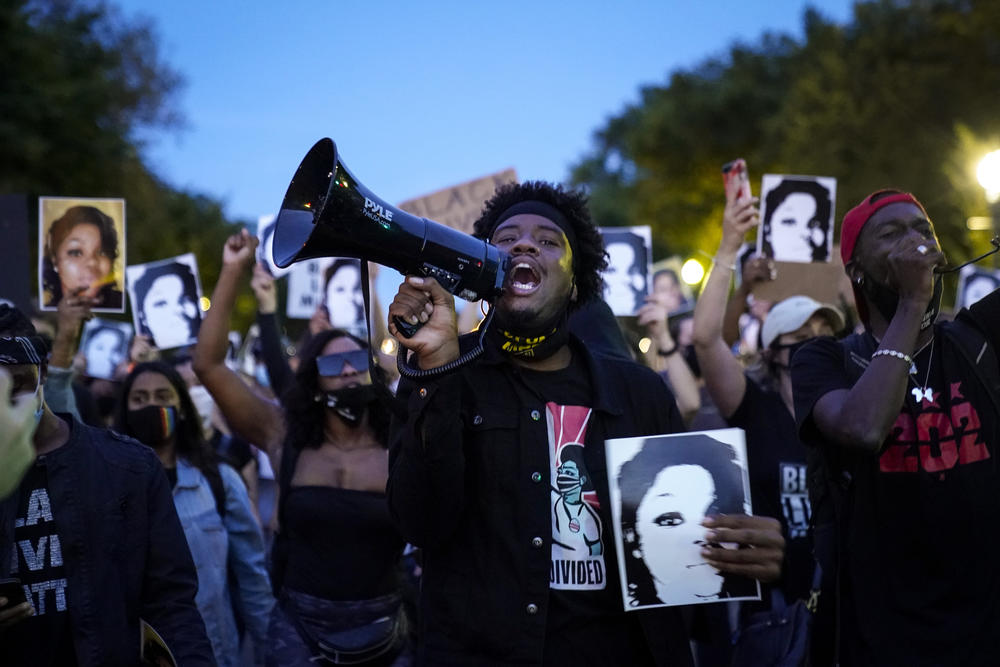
xmin=880 ymin=381 xmax=991 ymax=473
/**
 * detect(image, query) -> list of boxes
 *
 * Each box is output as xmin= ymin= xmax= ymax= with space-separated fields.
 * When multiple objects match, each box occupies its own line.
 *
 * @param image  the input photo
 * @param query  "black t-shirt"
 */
xmin=727 ymin=377 xmax=813 ymax=605
xmin=6 ymin=461 xmax=77 ymax=666
xmin=517 ymin=355 xmax=656 ymax=667
xmin=793 ymin=330 xmax=1000 ymax=666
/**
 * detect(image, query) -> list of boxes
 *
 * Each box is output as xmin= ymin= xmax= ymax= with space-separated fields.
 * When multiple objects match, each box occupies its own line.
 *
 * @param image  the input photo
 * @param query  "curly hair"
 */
xmin=472 ymin=181 xmax=608 ymax=309
xmin=281 ymin=329 xmax=390 ymax=450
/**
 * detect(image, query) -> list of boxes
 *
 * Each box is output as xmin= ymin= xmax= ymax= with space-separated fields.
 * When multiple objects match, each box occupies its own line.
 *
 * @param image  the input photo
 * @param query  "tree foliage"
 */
xmin=572 ymin=0 xmax=1000 ymax=276
xmin=0 ymin=0 xmax=250 ymax=326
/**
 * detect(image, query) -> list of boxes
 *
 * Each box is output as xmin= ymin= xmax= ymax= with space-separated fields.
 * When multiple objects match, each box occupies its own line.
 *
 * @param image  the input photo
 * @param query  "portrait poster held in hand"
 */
xmin=38 ymin=196 xmax=126 ymax=313
xmin=957 ymin=265 xmax=1000 ymax=310
xmin=757 ymin=175 xmax=837 ymax=264
xmin=125 ymin=253 xmax=204 ymax=350
xmin=285 ymin=258 xmax=331 ymax=319
xmin=79 ymin=318 xmax=133 ymax=380
xmin=599 ymin=225 xmax=653 ymax=316
xmin=606 ymin=427 xmax=760 ymax=610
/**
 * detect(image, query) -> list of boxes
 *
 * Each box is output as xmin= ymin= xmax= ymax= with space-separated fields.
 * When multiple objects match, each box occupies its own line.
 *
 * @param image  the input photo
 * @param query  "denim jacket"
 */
xmin=173 ymin=458 xmax=274 ymax=667
xmin=0 ymin=415 xmax=215 ymax=666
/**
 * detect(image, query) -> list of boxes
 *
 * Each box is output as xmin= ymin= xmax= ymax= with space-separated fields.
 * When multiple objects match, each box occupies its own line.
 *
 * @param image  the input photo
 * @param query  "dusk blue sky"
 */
xmin=116 ymin=1 xmax=855 ymax=224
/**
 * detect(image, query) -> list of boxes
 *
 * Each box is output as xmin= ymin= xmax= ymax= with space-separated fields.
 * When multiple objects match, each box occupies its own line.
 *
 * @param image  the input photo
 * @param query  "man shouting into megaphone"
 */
xmin=386 ymin=180 xmax=786 ymax=666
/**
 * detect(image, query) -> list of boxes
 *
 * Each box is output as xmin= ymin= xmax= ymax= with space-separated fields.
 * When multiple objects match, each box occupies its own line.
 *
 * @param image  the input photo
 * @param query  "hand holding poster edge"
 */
xmin=606 ymin=428 xmax=762 ymax=610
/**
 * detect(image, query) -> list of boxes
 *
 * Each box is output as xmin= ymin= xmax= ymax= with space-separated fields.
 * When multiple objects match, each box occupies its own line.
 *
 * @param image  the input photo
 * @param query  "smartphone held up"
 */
xmin=722 ymin=159 xmax=752 ymax=202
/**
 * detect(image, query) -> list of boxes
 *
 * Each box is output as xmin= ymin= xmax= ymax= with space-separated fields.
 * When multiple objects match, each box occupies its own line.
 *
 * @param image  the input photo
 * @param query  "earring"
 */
xmin=855 ymin=275 xmax=864 ymax=286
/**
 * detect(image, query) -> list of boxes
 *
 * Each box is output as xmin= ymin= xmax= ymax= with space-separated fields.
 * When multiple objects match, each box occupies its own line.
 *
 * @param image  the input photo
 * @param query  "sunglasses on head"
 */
xmin=316 ymin=349 xmax=370 ymax=376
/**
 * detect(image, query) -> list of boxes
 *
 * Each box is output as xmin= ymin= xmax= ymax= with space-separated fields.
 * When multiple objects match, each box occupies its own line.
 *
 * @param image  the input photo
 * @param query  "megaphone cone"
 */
xmin=273 ymin=138 xmax=508 ymax=303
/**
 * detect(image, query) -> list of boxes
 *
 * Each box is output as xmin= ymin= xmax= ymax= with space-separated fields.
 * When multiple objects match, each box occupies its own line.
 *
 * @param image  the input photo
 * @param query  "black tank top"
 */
xmin=282 ymin=485 xmax=405 ymax=600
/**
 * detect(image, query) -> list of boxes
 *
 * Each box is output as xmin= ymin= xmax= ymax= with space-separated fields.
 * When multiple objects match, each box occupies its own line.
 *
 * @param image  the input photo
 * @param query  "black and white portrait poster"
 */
xmin=257 ymin=214 xmax=291 ymax=279
xmin=285 ymin=257 xmax=368 ymax=339
xmin=38 ymin=196 xmax=126 ymax=313
xmin=957 ymin=265 xmax=1000 ymax=310
xmin=285 ymin=258 xmax=332 ymax=320
xmin=125 ymin=253 xmax=203 ymax=350
xmin=600 ymin=225 xmax=652 ymax=316
xmin=757 ymin=175 xmax=837 ymax=264
xmin=606 ymin=428 xmax=760 ymax=610
xmin=79 ymin=318 xmax=133 ymax=379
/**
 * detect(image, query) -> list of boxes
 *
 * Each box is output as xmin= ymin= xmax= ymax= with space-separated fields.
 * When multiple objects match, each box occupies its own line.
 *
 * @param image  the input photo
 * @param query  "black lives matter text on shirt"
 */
xmin=727 ymin=378 xmax=813 ymax=604
xmin=7 ymin=461 xmax=77 ymax=666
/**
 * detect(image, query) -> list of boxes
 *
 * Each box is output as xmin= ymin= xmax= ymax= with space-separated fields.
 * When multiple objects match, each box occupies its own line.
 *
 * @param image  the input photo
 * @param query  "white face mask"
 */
xmin=186 ymin=384 xmax=215 ymax=436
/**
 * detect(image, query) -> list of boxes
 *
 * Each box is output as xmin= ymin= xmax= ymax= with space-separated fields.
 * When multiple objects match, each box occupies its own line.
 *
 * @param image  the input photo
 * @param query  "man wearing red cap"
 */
xmin=792 ymin=190 xmax=1000 ymax=666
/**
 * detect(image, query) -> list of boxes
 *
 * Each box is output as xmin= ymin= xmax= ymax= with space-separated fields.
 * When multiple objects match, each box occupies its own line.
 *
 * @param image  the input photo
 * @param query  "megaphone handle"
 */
xmin=393 ymin=316 xmax=423 ymax=339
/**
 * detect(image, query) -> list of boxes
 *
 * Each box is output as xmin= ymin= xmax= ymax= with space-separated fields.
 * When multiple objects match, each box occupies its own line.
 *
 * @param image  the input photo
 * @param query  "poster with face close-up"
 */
xmin=600 ymin=226 xmax=652 ymax=317
xmin=957 ymin=265 xmax=1000 ymax=310
xmin=757 ymin=175 xmax=837 ymax=264
xmin=606 ymin=428 xmax=759 ymax=610
xmin=125 ymin=253 xmax=204 ymax=350
xmin=79 ymin=318 xmax=133 ymax=380
xmin=38 ymin=197 xmax=126 ymax=313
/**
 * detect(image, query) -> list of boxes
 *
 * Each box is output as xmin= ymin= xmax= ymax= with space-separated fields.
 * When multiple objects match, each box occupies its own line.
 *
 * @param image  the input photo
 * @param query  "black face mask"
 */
xmin=126 ymin=405 xmax=177 ymax=446
xmin=556 ymin=474 xmax=582 ymax=493
xmin=487 ymin=305 xmax=571 ymax=362
xmin=96 ymin=394 xmax=118 ymax=419
xmin=320 ymin=384 xmax=379 ymax=426
xmin=863 ymin=273 xmax=943 ymax=331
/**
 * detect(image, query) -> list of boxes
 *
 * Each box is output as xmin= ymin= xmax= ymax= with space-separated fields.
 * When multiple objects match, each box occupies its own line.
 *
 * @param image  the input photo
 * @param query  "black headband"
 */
xmin=489 ymin=200 xmax=578 ymax=259
xmin=0 ymin=336 xmax=48 ymax=365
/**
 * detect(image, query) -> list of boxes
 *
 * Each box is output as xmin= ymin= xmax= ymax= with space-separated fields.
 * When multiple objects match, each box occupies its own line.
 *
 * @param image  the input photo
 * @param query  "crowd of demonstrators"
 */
xmin=386 ymin=180 xmax=785 ymax=666
xmin=192 ymin=229 xmax=413 ymax=667
xmin=6 ymin=166 xmax=1000 ymax=667
xmin=792 ymin=190 xmax=1000 ymax=666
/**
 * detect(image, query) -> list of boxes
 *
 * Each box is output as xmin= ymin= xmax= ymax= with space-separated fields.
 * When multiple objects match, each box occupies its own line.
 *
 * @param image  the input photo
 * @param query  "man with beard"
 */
xmin=792 ymin=190 xmax=1000 ymax=666
xmin=387 ymin=181 xmax=786 ymax=666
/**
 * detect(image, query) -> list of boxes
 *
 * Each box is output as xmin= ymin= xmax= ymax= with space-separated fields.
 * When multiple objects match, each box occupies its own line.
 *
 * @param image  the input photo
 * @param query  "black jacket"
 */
xmin=0 ymin=415 xmax=215 ymax=666
xmin=388 ymin=335 xmax=693 ymax=666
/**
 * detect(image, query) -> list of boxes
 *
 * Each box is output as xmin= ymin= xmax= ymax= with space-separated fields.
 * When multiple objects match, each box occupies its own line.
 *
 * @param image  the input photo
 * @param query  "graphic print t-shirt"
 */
xmin=794 ymin=333 xmax=1000 ymax=666
xmin=517 ymin=359 xmax=655 ymax=667
xmin=8 ymin=461 xmax=77 ymax=666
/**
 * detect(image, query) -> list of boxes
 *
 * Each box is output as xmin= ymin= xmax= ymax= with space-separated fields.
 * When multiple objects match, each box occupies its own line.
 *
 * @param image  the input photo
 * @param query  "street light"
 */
xmin=977 ymin=150 xmax=1000 ymax=203
xmin=680 ymin=258 xmax=705 ymax=286
xmin=976 ymin=150 xmax=1000 ymax=268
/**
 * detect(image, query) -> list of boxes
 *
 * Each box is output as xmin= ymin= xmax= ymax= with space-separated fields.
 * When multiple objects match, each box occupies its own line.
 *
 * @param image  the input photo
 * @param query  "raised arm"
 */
xmin=193 ymin=230 xmax=284 ymax=454
xmin=807 ymin=239 xmax=943 ymax=452
xmin=637 ymin=296 xmax=700 ymax=421
xmin=250 ymin=262 xmax=294 ymax=397
xmin=44 ymin=295 xmax=93 ymax=418
xmin=692 ymin=181 xmax=758 ymax=419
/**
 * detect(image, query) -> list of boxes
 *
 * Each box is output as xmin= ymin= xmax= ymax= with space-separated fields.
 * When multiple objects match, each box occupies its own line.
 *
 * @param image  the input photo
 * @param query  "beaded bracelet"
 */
xmin=871 ymin=348 xmax=917 ymax=375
